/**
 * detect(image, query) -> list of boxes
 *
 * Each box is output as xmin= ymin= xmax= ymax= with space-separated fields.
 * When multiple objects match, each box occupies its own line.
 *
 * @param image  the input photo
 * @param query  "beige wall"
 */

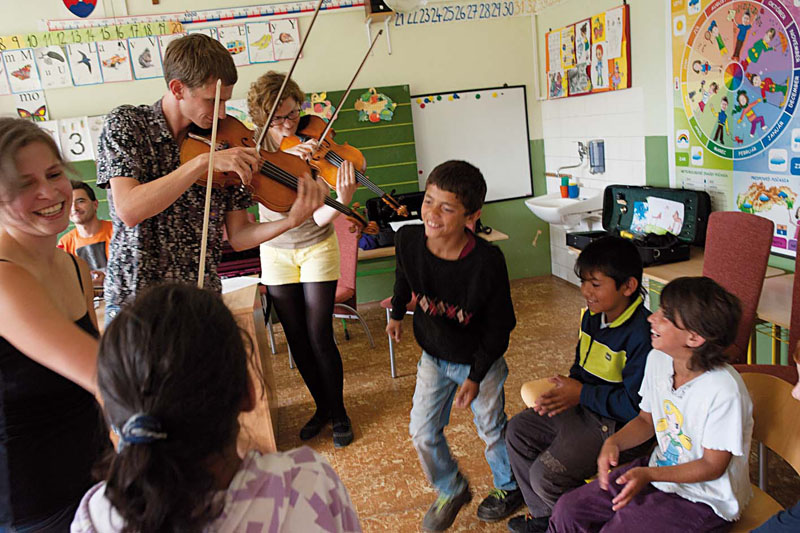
xmin=0 ymin=1 xmax=536 ymax=129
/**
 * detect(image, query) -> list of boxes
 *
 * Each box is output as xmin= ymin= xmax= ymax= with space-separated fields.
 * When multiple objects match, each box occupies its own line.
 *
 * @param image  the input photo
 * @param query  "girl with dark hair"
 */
xmin=0 ymin=117 xmax=108 ymax=531
xmin=71 ymin=283 xmax=361 ymax=533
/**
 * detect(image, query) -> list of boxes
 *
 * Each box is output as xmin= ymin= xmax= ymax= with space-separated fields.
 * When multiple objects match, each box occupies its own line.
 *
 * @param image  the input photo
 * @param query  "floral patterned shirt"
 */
xmin=96 ymin=100 xmax=252 ymax=306
xmin=71 ymin=447 xmax=362 ymax=533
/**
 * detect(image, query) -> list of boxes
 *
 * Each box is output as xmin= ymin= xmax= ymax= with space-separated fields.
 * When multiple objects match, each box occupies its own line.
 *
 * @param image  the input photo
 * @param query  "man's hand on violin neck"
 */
xmin=213 ymin=146 xmax=260 ymax=185
xmin=287 ymin=175 xmax=325 ymax=227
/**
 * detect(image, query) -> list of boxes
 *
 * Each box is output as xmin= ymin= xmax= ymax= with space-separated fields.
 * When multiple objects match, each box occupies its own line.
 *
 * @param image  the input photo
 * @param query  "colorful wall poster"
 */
xmin=245 ymin=22 xmax=275 ymax=64
xmin=575 ymin=19 xmax=591 ymax=64
xmin=35 ymin=46 xmax=72 ymax=89
xmin=671 ymin=0 xmax=800 ymax=257
xmin=14 ymin=90 xmax=48 ymax=121
xmin=2 ymin=48 xmax=42 ymax=93
xmin=560 ymin=26 xmax=575 ymax=70
xmin=66 ymin=43 xmax=103 ymax=86
xmin=271 ymin=19 xmax=301 ymax=61
xmin=218 ymin=25 xmax=249 ymax=67
xmin=97 ymin=40 xmax=132 ymax=83
xmin=545 ymin=3 xmax=630 ymax=99
xmin=128 ymin=36 xmax=163 ymax=80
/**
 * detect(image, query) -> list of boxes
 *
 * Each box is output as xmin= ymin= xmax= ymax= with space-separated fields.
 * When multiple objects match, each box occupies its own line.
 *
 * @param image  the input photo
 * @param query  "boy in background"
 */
xmin=387 ymin=160 xmax=520 ymax=531
xmin=505 ymin=237 xmax=653 ymax=533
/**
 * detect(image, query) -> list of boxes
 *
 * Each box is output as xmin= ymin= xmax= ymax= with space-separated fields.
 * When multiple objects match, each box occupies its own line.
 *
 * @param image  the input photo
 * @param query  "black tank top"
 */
xmin=0 ymin=255 xmax=108 ymax=524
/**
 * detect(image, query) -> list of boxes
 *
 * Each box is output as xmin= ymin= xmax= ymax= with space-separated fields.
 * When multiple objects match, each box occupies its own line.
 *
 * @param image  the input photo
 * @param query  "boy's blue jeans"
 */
xmin=409 ymin=352 xmax=517 ymax=497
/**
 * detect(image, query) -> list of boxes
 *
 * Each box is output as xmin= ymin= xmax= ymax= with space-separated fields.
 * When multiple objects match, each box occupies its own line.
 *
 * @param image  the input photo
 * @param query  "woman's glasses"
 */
xmin=270 ymin=109 xmax=300 ymax=125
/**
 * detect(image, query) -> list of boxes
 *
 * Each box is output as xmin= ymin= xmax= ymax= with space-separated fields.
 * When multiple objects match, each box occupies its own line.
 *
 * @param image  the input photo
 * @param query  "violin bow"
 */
xmin=254 ymin=0 xmax=326 ymax=151
xmin=313 ymin=29 xmax=383 ymax=147
xmin=197 ymin=79 xmax=223 ymax=288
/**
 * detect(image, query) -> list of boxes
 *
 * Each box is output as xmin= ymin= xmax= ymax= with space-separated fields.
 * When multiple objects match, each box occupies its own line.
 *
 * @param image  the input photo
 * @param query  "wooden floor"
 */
xmin=268 ymin=276 xmax=800 ymax=532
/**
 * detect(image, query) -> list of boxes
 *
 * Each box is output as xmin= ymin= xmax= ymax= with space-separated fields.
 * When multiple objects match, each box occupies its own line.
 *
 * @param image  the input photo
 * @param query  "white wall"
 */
xmin=542 ymin=88 xmax=647 ymax=284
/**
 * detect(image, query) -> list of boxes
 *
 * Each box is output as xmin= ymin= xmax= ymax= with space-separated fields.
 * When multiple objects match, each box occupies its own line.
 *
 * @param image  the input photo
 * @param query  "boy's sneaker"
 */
xmin=507 ymin=513 xmax=550 ymax=533
xmin=477 ymin=487 xmax=524 ymax=521
xmin=422 ymin=481 xmax=472 ymax=531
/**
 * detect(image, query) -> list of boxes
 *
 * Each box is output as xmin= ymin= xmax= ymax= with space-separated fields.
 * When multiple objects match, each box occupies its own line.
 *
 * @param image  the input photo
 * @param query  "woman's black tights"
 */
xmin=267 ymin=280 xmax=347 ymax=420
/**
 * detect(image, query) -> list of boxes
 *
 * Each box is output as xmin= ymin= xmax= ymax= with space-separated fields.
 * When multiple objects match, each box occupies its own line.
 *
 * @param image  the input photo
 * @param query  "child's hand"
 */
xmin=454 ymin=378 xmax=479 ymax=408
xmin=386 ymin=318 xmax=403 ymax=343
xmin=597 ymin=440 xmax=620 ymax=491
xmin=612 ymin=466 xmax=652 ymax=511
xmin=534 ymin=375 xmax=582 ymax=417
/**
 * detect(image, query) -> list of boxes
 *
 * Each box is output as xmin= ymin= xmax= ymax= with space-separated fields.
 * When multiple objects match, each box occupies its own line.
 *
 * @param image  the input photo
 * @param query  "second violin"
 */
xmin=282 ymin=114 xmax=409 ymax=217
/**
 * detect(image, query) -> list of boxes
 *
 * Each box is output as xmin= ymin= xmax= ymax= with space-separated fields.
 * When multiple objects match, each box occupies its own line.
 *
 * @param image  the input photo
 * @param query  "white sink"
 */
xmin=524 ymin=188 xmax=604 ymax=227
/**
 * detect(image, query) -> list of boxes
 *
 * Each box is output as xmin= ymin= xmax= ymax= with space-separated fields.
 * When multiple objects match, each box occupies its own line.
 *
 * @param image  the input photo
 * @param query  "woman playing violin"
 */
xmin=248 ymin=71 xmax=357 ymax=447
xmin=96 ymin=35 xmax=323 ymax=326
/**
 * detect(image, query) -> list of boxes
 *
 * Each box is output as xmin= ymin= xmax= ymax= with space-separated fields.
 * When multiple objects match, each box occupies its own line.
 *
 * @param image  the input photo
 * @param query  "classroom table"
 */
xmin=358 ymin=228 xmax=510 ymax=261
xmin=222 ymin=284 xmax=279 ymax=454
xmin=642 ymin=246 xmax=785 ymax=285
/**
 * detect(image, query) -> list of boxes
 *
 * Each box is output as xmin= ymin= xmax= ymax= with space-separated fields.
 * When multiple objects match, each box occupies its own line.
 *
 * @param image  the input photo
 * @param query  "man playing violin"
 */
xmin=247 ymin=71 xmax=358 ymax=447
xmin=96 ymin=34 xmax=323 ymax=326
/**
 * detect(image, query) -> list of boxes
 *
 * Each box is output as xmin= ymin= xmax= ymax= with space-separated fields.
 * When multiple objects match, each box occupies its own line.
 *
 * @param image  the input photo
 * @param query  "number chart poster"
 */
xmin=672 ymin=0 xmax=800 ymax=257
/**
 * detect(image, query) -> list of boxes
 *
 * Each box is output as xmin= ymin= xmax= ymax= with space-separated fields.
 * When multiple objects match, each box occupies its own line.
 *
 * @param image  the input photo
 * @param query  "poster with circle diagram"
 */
xmin=671 ymin=0 xmax=800 ymax=257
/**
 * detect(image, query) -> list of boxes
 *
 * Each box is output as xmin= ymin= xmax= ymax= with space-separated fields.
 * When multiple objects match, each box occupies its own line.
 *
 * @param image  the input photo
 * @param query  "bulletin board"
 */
xmin=410 ymin=86 xmax=533 ymax=203
xmin=670 ymin=0 xmax=800 ymax=258
xmin=544 ymin=3 xmax=631 ymax=99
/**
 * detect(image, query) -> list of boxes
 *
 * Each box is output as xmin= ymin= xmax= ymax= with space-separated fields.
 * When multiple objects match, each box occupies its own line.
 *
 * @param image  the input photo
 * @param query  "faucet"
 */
xmin=556 ymin=142 xmax=586 ymax=180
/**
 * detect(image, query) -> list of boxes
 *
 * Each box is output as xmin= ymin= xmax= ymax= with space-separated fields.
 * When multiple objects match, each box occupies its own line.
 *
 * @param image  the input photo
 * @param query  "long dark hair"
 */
xmin=660 ymin=276 xmax=741 ymax=372
xmin=97 ymin=283 xmax=251 ymax=532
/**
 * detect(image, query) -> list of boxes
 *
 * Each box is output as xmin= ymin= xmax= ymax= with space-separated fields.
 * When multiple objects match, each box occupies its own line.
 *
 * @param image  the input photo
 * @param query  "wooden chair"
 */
xmin=729 ymin=372 xmax=800 ymax=532
xmin=702 ymin=212 xmax=774 ymax=364
xmin=332 ymin=216 xmax=375 ymax=348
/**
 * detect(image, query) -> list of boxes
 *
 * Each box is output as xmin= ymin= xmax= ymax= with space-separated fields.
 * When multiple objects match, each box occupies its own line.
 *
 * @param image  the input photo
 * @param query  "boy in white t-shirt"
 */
xmin=549 ymin=276 xmax=753 ymax=532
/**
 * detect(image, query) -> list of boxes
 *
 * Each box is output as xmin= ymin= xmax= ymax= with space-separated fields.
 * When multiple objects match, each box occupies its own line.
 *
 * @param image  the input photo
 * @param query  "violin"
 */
xmin=180 ymin=115 xmax=378 ymax=235
xmin=281 ymin=115 xmax=409 ymax=217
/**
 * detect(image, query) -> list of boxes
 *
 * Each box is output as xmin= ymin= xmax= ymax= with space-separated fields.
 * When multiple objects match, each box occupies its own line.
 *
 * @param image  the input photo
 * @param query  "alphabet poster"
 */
xmin=35 ymin=46 xmax=71 ymax=89
xmin=545 ymin=3 xmax=630 ymax=98
xmin=66 ymin=43 xmax=103 ymax=86
xmin=14 ymin=90 xmax=48 ymax=121
xmin=128 ymin=36 xmax=163 ymax=80
xmin=2 ymin=48 xmax=42 ymax=93
xmin=670 ymin=0 xmax=800 ymax=257
xmin=218 ymin=25 xmax=249 ymax=67
xmin=97 ymin=40 xmax=132 ymax=83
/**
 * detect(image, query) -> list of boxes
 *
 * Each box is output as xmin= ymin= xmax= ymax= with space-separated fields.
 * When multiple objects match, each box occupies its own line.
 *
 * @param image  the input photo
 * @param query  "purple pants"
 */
xmin=750 ymin=116 xmax=765 ymax=135
xmin=548 ymin=457 xmax=732 ymax=533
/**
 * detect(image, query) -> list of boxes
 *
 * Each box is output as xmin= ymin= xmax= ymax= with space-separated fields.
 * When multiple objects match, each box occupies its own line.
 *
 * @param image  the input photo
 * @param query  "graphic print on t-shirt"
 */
xmin=655 ymin=399 xmax=693 ymax=466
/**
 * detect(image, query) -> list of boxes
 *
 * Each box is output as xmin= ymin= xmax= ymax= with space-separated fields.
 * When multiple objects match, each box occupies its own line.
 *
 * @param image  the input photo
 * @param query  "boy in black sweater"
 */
xmin=387 ymin=161 xmax=520 ymax=531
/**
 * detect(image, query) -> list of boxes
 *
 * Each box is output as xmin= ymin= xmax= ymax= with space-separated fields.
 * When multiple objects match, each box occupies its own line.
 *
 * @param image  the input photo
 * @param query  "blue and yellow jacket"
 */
xmin=569 ymin=297 xmax=652 ymax=424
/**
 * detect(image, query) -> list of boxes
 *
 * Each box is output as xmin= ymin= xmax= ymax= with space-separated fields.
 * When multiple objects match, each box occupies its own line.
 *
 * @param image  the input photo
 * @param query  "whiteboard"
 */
xmin=410 ymin=86 xmax=533 ymax=203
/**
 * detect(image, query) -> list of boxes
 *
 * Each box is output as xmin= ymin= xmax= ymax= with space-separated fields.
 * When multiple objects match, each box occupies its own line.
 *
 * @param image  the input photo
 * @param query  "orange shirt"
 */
xmin=58 ymin=220 xmax=113 ymax=271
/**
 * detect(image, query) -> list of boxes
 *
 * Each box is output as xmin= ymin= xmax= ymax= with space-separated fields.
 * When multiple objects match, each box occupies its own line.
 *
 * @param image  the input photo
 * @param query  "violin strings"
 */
xmin=323 ymin=151 xmax=385 ymax=196
xmin=258 ymin=159 xmax=352 ymax=216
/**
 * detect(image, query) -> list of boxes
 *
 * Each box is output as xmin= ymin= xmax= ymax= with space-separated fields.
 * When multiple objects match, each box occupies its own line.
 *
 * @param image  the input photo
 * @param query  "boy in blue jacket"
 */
xmin=505 ymin=236 xmax=653 ymax=533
